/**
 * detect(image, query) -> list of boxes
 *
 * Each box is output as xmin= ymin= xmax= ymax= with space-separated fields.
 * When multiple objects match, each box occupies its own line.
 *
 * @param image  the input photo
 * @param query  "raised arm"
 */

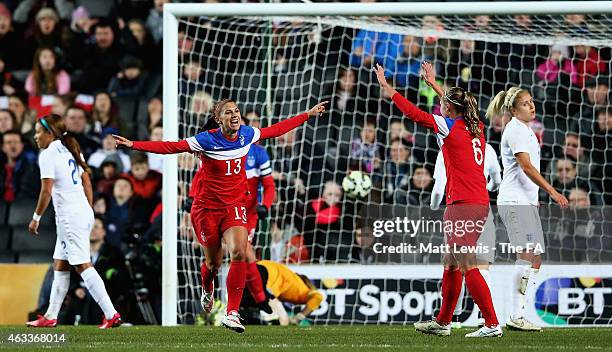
xmin=113 ymin=135 xmax=192 ymax=154
xmin=374 ymin=64 xmax=440 ymax=132
xmin=259 ymin=102 xmax=327 ymax=140
xmin=420 ymin=61 xmax=445 ymax=98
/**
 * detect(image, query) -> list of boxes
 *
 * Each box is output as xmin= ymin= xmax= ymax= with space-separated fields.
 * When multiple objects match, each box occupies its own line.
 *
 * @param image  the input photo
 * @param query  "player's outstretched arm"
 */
xmin=29 ymin=179 xmax=54 ymax=235
xmin=516 ymin=152 xmax=568 ymax=208
xmin=259 ymin=102 xmax=328 ymax=140
xmin=420 ymin=61 xmax=445 ymax=98
xmin=113 ymin=134 xmax=192 ymax=154
xmin=374 ymin=64 xmax=438 ymax=131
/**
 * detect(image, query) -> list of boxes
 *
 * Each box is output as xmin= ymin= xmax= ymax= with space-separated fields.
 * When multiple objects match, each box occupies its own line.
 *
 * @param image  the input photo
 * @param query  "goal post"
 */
xmin=162 ymin=2 xmax=612 ymax=327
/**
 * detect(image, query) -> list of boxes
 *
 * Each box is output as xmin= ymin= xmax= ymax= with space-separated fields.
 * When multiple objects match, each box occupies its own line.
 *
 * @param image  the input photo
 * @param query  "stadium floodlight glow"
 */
xmin=162 ymin=2 xmax=612 ymax=326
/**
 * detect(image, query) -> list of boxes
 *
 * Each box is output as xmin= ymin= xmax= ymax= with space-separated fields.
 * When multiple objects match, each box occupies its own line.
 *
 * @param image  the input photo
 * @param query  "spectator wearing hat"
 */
xmin=108 ymin=56 xmax=147 ymax=97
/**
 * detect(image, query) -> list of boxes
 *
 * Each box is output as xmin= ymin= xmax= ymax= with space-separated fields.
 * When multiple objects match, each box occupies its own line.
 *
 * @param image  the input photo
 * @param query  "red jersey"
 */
xmin=392 ymin=93 xmax=488 ymax=205
xmin=132 ymin=113 xmax=309 ymax=209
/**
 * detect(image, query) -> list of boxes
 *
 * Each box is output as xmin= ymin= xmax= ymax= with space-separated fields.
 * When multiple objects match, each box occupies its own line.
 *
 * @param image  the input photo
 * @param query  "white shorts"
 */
xmin=53 ymin=212 xmax=94 ymax=265
xmin=498 ymin=204 xmax=545 ymax=255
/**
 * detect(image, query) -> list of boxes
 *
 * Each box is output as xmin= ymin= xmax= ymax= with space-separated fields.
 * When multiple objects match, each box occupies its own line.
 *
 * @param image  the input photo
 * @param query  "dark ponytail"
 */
xmin=40 ymin=114 xmax=91 ymax=174
xmin=445 ymin=87 xmax=482 ymax=138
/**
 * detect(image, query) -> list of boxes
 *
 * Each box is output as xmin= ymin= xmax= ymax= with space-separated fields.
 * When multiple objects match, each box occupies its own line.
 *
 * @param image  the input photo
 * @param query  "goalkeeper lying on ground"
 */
xmin=241 ymin=260 xmax=324 ymax=325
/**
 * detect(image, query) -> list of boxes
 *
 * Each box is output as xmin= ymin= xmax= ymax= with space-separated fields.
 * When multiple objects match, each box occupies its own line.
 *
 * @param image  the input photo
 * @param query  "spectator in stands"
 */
xmin=0 ymin=109 xmax=16 ymax=134
xmin=189 ymin=90 xmax=213 ymax=117
xmin=0 ymin=130 xmax=40 ymax=202
xmin=93 ymin=193 xmax=108 ymax=218
xmin=329 ymin=68 xmax=368 ymax=124
xmin=123 ymin=152 xmax=162 ymax=202
xmin=146 ymin=126 xmax=164 ymax=173
xmin=108 ymin=56 xmax=147 ymax=97
xmin=88 ymin=133 xmax=131 ymax=173
xmin=564 ymin=15 xmax=590 ymax=36
xmin=124 ymin=18 xmax=160 ymax=73
xmin=386 ymin=35 xmax=422 ymax=88
xmin=0 ymin=5 xmax=20 ymax=70
xmin=51 ymin=94 xmax=72 ymax=116
xmin=350 ymin=223 xmax=375 ymax=264
xmin=303 ymin=181 xmax=352 ymax=263
xmin=548 ymin=159 xmax=594 ymax=203
xmin=549 ymin=132 xmax=592 ymax=183
xmin=180 ymin=60 xmax=202 ymax=109
xmin=350 ymin=28 xmax=401 ymax=68
xmin=23 ymin=8 xmax=66 ymax=66
xmin=25 ymin=47 xmax=70 ymax=96
xmin=94 ymin=160 xmax=120 ymax=197
xmin=448 ymin=39 xmax=482 ymax=93
xmin=0 ymin=55 xmax=18 ymax=95
xmin=420 ymin=15 xmax=450 ymax=62
xmin=64 ymin=216 xmax=129 ymax=325
xmin=573 ymin=45 xmax=607 ymax=88
xmin=573 ymin=78 xmax=610 ymax=125
xmin=244 ymin=111 xmax=261 ymax=129
xmin=63 ymin=105 xmax=100 ymax=159
xmin=74 ymin=19 xmax=123 ymax=93
xmin=106 ymin=177 xmax=134 ymax=249
xmin=380 ymin=138 xmax=412 ymax=204
xmin=8 ymin=92 xmax=36 ymax=135
xmin=90 ymin=92 xmax=122 ymax=141
xmin=387 ymin=119 xmax=413 ymax=147
xmin=146 ymin=0 xmax=168 ymax=44
xmin=407 ymin=165 xmax=433 ymax=206
xmin=536 ymin=44 xmax=577 ymax=85
xmin=350 ymin=118 xmax=379 ymax=173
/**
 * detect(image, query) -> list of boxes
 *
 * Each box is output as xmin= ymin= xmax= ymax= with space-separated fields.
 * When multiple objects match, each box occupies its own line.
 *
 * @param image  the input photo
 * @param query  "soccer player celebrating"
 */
xmin=114 ymin=99 xmax=327 ymax=333
xmin=27 ymin=114 xmax=122 ymax=329
xmin=486 ymin=87 xmax=568 ymax=331
xmin=375 ymin=63 xmax=501 ymax=337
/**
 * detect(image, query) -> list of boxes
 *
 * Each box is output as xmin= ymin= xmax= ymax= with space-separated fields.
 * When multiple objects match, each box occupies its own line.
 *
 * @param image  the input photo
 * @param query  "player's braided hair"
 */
xmin=445 ymin=87 xmax=482 ymax=138
xmin=39 ymin=114 xmax=91 ymax=174
xmin=485 ymin=87 xmax=528 ymax=120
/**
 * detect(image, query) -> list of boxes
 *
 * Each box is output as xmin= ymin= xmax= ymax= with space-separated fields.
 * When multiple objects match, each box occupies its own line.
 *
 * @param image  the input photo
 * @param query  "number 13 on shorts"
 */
xmin=234 ymin=206 xmax=247 ymax=223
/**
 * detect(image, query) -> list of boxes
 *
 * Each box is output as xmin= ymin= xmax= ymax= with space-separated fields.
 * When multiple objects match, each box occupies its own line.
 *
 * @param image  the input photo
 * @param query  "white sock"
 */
xmin=80 ymin=267 xmax=117 ymax=320
xmin=525 ymin=268 xmax=540 ymax=308
xmin=453 ymin=278 xmax=465 ymax=316
xmin=511 ymin=260 xmax=531 ymax=319
xmin=44 ymin=271 xmax=70 ymax=320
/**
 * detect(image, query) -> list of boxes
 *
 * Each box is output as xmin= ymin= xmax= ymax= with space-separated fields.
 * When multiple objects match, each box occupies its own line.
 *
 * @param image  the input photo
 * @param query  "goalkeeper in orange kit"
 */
xmin=241 ymin=260 xmax=324 ymax=325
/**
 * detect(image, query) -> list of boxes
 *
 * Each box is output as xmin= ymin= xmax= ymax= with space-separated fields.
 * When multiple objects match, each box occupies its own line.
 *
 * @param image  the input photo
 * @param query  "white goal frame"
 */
xmin=161 ymin=1 xmax=612 ymax=326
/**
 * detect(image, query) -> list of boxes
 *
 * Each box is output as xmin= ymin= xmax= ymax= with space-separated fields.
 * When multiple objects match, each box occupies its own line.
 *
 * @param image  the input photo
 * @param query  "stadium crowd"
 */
xmin=0 ymin=0 xmax=609 ymax=324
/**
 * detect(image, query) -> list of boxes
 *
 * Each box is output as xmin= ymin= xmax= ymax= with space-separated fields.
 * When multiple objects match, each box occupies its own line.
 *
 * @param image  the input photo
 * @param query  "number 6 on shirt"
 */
xmin=471 ymin=138 xmax=483 ymax=166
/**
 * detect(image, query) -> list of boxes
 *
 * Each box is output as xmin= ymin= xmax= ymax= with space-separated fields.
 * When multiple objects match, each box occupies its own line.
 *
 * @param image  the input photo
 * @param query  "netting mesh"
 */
xmin=173 ymin=13 xmax=611 ymax=324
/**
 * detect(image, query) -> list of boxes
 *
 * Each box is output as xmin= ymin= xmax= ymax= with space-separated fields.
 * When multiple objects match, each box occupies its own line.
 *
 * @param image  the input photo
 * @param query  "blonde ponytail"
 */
xmin=485 ymin=87 xmax=526 ymax=119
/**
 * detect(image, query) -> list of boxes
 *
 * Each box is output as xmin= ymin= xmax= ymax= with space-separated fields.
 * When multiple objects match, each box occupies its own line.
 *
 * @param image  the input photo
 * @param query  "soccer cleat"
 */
xmin=465 ymin=325 xmax=503 ymax=338
xmin=414 ymin=320 xmax=451 ymax=336
xmin=99 ymin=313 xmax=123 ymax=329
xmin=506 ymin=317 xmax=542 ymax=331
xmin=221 ymin=311 xmax=245 ymax=333
xmin=201 ymin=285 xmax=215 ymax=313
xmin=26 ymin=315 xmax=57 ymax=327
xmin=477 ymin=317 xmax=485 ymax=327
xmin=450 ymin=316 xmax=462 ymax=329
xmin=258 ymin=299 xmax=273 ymax=315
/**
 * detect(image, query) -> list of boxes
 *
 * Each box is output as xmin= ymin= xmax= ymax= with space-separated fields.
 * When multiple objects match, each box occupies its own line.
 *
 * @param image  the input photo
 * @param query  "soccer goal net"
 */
xmin=162 ymin=2 xmax=612 ymax=326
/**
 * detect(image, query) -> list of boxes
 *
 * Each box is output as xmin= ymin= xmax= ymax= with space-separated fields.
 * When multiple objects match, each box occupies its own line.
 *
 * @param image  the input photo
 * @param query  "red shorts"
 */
xmin=191 ymin=202 xmax=248 ymax=248
xmin=443 ymin=204 xmax=489 ymax=248
xmin=246 ymin=209 xmax=258 ymax=243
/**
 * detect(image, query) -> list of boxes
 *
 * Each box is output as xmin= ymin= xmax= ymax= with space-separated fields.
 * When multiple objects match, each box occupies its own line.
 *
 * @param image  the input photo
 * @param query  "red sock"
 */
xmin=200 ymin=262 xmax=217 ymax=293
xmin=246 ymin=262 xmax=266 ymax=304
xmin=465 ymin=268 xmax=499 ymax=327
xmin=436 ymin=268 xmax=462 ymax=325
xmin=226 ymin=261 xmax=247 ymax=314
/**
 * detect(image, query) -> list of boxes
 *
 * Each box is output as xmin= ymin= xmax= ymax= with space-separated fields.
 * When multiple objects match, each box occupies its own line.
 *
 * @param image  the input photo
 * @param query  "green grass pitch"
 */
xmin=1 ymin=326 xmax=611 ymax=351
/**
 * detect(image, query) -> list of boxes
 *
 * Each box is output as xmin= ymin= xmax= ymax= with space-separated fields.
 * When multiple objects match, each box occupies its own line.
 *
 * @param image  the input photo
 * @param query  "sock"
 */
xmin=525 ymin=268 xmax=540 ymax=309
xmin=44 ymin=271 xmax=70 ymax=320
xmin=465 ymin=268 xmax=499 ymax=327
xmin=246 ymin=262 xmax=266 ymax=304
xmin=453 ymin=278 xmax=465 ymax=316
xmin=436 ymin=269 xmax=462 ymax=325
xmin=479 ymin=269 xmax=492 ymax=292
xmin=201 ymin=262 xmax=217 ymax=293
xmin=511 ymin=260 xmax=531 ymax=319
xmin=226 ymin=261 xmax=247 ymax=314
xmin=80 ymin=267 xmax=117 ymax=320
